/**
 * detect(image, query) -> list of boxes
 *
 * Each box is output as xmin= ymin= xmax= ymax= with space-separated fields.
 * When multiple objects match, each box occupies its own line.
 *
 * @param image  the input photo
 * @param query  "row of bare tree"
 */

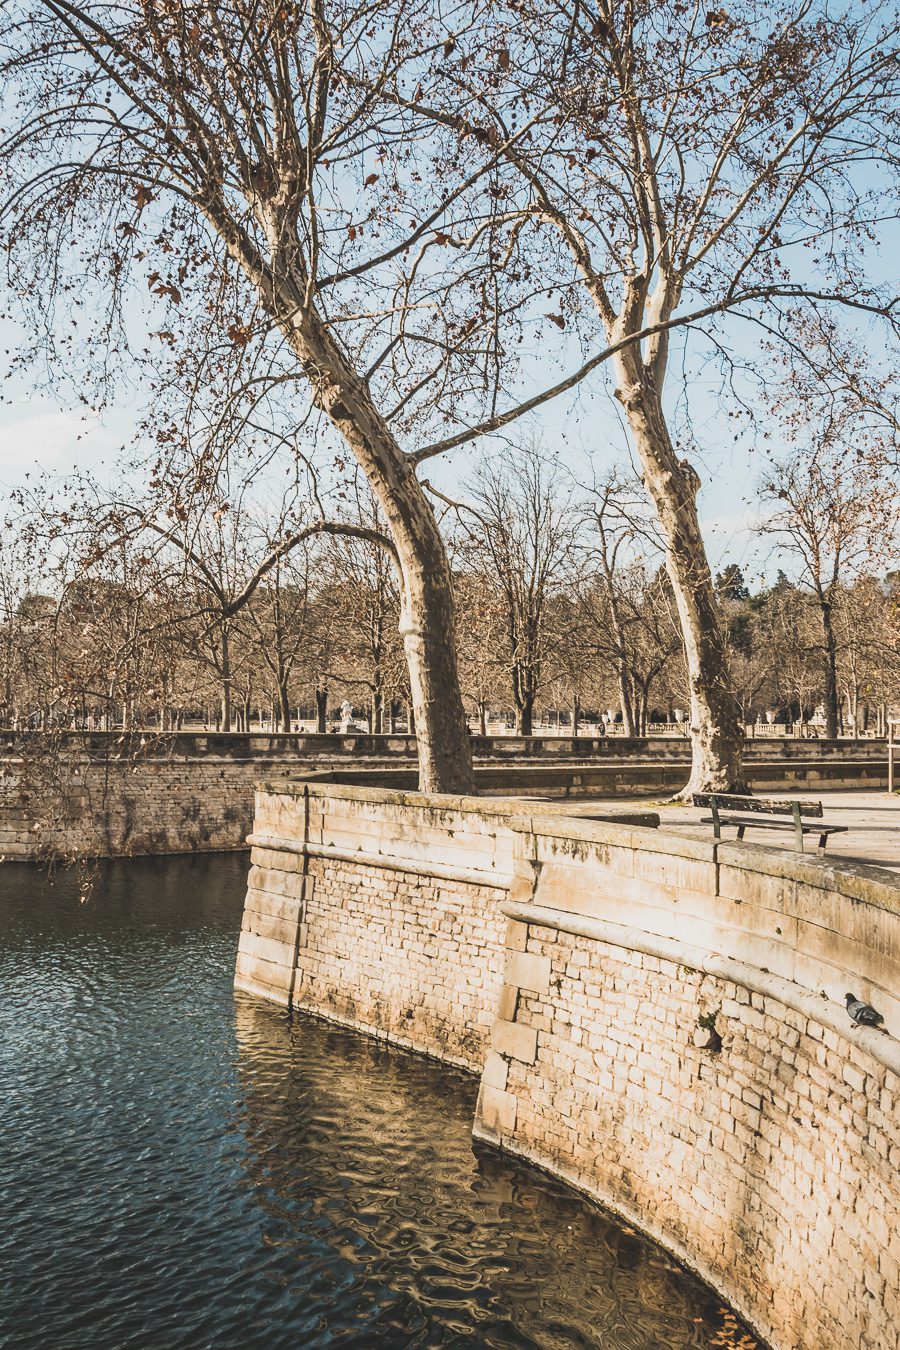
xmin=4 ymin=440 xmax=897 ymax=743
xmin=2 ymin=0 xmax=900 ymax=789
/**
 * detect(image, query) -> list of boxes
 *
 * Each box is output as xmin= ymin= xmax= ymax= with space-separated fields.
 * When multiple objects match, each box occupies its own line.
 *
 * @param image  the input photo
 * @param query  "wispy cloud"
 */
xmin=0 ymin=403 xmax=118 ymax=489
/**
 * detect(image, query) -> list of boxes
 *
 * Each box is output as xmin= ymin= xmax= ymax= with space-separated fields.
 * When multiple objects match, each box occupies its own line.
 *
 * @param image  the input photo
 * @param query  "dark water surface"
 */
xmin=0 ymin=855 xmax=760 ymax=1350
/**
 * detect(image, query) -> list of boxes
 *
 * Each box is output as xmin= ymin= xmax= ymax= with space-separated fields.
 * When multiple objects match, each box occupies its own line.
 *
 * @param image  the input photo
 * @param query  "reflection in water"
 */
xmin=0 ymin=856 xmax=760 ymax=1349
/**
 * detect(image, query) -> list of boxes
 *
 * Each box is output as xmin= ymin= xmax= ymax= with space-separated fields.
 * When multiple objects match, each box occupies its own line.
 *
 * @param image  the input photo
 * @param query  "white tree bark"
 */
xmin=613 ymin=352 xmax=745 ymax=793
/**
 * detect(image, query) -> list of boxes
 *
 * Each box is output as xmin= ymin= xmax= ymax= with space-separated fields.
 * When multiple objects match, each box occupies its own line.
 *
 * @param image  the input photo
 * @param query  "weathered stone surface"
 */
xmin=235 ymin=931 xmax=294 ymax=968
xmin=233 ymin=951 xmax=293 ymax=998
xmin=482 ymin=1050 xmax=509 ymax=1090
xmin=505 ymin=918 xmax=529 ymax=951
xmin=497 ymin=984 xmax=519 ymax=1021
xmin=478 ymin=1084 xmax=517 ymax=1134
xmin=490 ymin=1019 xmax=538 ymax=1063
xmin=504 ymin=950 xmax=551 ymax=995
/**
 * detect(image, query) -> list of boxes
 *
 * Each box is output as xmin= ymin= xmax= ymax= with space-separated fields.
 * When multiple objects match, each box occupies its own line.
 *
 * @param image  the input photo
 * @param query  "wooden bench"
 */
xmin=692 ymin=794 xmax=848 ymax=854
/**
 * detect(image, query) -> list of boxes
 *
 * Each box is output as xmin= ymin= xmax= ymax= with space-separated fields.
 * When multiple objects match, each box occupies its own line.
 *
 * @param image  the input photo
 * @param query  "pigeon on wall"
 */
xmin=845 ymin=993 xmax=885 ymax=1028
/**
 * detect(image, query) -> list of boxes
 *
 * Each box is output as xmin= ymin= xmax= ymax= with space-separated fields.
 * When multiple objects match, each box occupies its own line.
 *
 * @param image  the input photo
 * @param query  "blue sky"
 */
xmin=0 ymin=299 xmax=779 ymax=588
xmin=1 ymin=0 xmax=895 ymax=598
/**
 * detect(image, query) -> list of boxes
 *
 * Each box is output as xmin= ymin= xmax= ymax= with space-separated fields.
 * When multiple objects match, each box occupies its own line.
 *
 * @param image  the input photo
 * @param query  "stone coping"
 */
xmin=715 ymin=840 xmax=900 ymax=916
xmin=258 ymin=778 xmax=900 ymax=911
xmin=257 ymin=776 xmax=656 ymax=820
xmin=513 ymin=810 xmax=718 ymax=861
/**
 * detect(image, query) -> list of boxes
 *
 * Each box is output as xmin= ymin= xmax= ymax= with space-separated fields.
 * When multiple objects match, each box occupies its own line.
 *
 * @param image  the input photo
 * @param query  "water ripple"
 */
xmin=0 ymin=856 xmax=761 ymax=1350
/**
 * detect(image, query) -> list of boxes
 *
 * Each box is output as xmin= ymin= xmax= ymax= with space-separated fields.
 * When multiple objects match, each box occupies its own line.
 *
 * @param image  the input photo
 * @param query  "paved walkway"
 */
xmin=613 ymin=789 xmax=900 ymax=875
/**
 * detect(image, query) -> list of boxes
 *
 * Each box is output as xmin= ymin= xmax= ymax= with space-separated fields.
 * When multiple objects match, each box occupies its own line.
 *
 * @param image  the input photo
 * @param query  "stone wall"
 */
xmin=328 ymin=755 xmax=888 ymax=796
xmin=238 ymin=781 xmax=900 ymax=1350
xmin=0 ymin=749 xmax=291 ymax=859
xmin=479 ymin=822 xmax=900 ymax=1350
xmin=237 ymin=787 xmax=518 ymax=1067
xmin=0 ymin=730 xmax=889 ymax=859
xmin=6 ymin=728 xmax=887 ymax=762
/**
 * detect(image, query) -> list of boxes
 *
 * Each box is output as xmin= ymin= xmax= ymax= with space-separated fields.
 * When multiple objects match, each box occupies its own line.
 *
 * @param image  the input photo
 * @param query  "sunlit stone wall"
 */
xmin=240 ymin=781 xmax=900 ymax=1350
xmin=477 ymin=833 xmax=900 ymax=1350
xmin=236 ymin=785 xmax=520 ymax=1068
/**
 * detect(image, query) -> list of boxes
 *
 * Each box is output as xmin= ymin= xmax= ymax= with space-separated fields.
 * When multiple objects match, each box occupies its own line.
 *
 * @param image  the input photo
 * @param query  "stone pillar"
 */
xmin=474 ymin=856 xmax=546 ymax=1143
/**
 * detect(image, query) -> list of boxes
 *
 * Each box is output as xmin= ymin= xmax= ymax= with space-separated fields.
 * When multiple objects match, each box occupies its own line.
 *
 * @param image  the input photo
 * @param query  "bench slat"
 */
xmin=700 ymin=815 xmax=847 ymax=835
xmin=692 ymin=793 xmax=823 ymax=818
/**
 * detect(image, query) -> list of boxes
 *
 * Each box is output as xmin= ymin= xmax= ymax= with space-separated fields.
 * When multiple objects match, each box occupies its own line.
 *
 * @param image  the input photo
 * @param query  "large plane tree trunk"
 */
xmin=195 ymin=186 xmax=477 ymax=790
xmin=614 ymin=361 xmax=745 ymax=795
xmin=196 ymin=187 xmax=476 ymax=792
xmin=272 ymin=289 xmax=475 ymax=794
xmin=819 ymin=596 xmax=840 ymax=739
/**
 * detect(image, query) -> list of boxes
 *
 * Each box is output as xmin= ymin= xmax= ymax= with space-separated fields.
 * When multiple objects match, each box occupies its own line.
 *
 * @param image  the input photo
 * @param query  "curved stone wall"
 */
xmin=237 ymin=782 xmax=900 ymax=1350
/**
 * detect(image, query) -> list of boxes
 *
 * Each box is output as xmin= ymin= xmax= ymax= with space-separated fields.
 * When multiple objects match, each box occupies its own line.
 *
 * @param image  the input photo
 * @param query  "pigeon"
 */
xmin=845 ymin=993 xmax=885 ymax=1028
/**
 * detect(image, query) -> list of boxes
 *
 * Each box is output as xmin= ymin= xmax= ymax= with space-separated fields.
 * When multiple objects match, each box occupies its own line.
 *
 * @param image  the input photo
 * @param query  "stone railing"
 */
xmin=238 ymin=780 xmax=900 ymax=1350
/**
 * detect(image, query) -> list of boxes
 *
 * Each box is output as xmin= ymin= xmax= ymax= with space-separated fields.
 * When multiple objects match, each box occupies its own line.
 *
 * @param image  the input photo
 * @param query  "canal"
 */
xmin=1 ymin=855 xmax=760 ymax=1349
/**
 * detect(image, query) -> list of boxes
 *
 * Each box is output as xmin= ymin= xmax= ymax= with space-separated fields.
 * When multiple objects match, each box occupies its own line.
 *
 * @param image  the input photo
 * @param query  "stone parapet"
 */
xmin=2 ymin=729 xmax=886 ymax=761
xmin=236 ymin=784 xmax=525 ymax=1067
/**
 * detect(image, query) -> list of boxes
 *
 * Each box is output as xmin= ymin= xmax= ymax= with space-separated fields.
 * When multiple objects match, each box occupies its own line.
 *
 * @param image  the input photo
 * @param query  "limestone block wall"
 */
xmin=490 ymin=937 xmax=897 ymax=1350
xmin=0 ymin=751 xmax=309 ymax=859
xmin=479 ymin=821 xmax=900 ymax=1350
xmin=239 ymin=782 xmax=900 ymax=1350
xmin=235 ymin=784 xmax=522 ymax=1068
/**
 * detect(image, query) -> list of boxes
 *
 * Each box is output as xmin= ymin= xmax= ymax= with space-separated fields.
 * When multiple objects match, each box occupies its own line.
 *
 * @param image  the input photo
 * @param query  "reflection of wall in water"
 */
xmin=231 ymin=995 xmax=746 ymax=1349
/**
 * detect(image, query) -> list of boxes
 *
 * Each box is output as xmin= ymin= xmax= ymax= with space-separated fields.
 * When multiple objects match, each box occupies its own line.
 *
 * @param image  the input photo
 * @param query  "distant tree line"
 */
xmin=3 ymin=445 xmax=897 ymax=739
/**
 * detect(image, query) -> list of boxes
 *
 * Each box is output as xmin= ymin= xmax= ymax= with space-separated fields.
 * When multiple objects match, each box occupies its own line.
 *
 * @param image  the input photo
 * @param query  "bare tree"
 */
xmin=243 ymin=547 xmax=314 ymax=733
xmin=541 ymin=591 xmax=600 ymax=736
xmin=581 ymin=474 xmax=683 ymax=736
xmin=323 ymin=498 xmax=405 ymax=736
xmin=0 ymin=0 xmax=541 ymax=790
xmin=764 ymin=312 xmax=900 ymax=478
xmin=447 ymin=444 xmax=579 ymax=735
xmin=761 ymin=449 xmax=898 ymax=737
xmin=451 ymin=569 xmax=507 ymax=735
xmin=835 ymin=576 xmax=900 ymax=734
xmin=0 ymin=534 xmax=34 ymax=728
xmin=400 ymin=0 xmax=900 ymax=790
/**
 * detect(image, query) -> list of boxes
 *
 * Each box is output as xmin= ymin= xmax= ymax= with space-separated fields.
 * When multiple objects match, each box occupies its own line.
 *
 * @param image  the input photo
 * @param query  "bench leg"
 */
xmin=736 ymin=825 xmax=745 ymax=840
xmin=818 ymin=833 xmax=828 ymax=854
